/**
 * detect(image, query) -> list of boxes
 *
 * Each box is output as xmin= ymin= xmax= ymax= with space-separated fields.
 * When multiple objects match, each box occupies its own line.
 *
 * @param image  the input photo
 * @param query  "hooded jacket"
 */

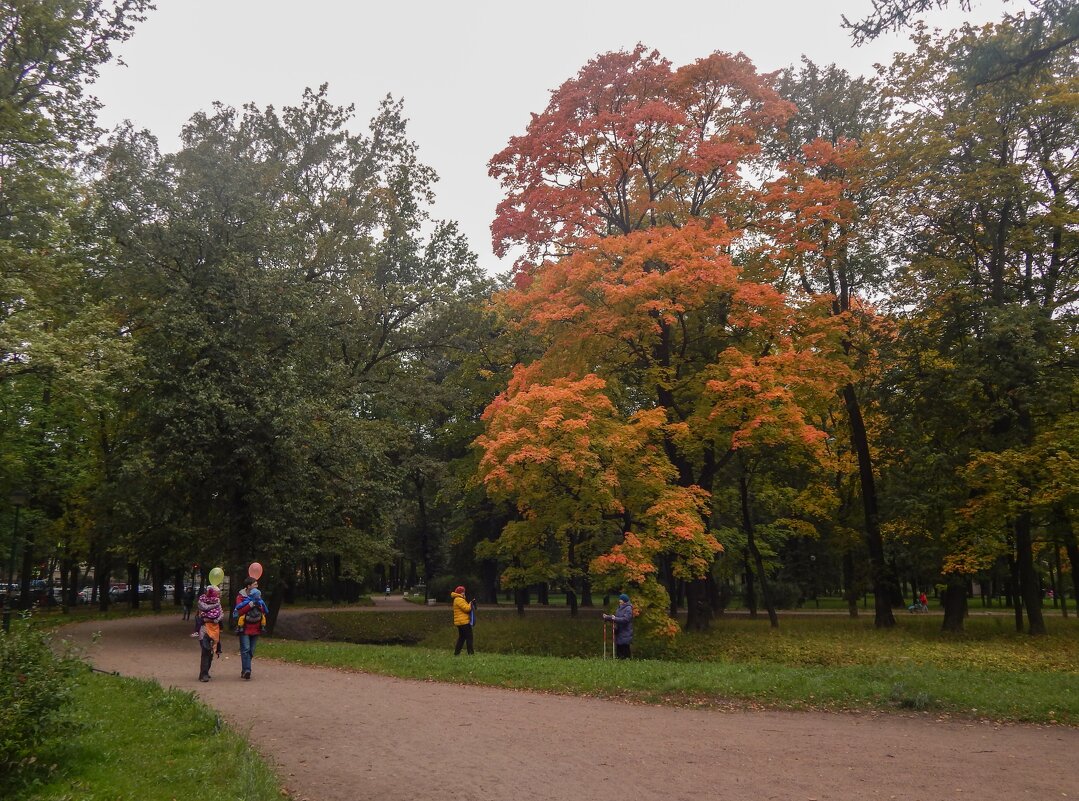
xmin=234 ymin=588 xmax=267 ymax=635
xmin=451 ymin=591 xmax=472 ymax=626
xmin=612 ymin=601 xmax=634 ymax=645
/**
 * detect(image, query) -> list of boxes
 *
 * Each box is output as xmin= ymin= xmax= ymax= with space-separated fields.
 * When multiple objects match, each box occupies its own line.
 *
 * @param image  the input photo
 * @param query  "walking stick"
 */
xmin=603 ymin=617 xmax=607 ymax=659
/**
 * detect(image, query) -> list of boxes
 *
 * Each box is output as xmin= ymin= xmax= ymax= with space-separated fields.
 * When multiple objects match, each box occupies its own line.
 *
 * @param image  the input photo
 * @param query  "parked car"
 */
xmin=108 ymin=583 xmax=129 ymax=601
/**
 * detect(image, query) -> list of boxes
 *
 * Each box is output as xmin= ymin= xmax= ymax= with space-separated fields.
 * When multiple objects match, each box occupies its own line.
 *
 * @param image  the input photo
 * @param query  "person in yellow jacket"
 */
xmin=451 ymin=585 xmax=476 ymax=655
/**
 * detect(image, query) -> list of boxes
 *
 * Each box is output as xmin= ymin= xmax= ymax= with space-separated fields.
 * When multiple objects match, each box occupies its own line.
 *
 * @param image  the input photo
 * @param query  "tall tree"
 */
xmin=1 ymin=0 xmax=152 ymax=600
xmin=92 ymin=88 xmax=483 ymax=620
xmin=483 ymin=47 xmax=852 ymax=631
xmin=766 ymin=61 xmax=900 ymax=625
xmin=877 ymin=17 xmax=1078 ymax=633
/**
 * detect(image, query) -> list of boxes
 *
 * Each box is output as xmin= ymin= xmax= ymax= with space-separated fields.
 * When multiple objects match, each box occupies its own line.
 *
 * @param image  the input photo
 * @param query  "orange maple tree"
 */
xmin=478 ymin=46 xmax=849 ymax=633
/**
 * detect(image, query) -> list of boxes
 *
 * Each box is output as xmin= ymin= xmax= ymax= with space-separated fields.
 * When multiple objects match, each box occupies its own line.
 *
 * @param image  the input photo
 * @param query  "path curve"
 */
xmin=60 ymin=611 xmax=1078 ymax=801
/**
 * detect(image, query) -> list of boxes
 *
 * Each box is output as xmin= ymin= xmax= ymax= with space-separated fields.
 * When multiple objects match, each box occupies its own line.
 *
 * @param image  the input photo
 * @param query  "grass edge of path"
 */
xmin=9 ymin=667 xmax=289 ymax=800
xmin=260 ymin=638 xmax=1076 ymax=726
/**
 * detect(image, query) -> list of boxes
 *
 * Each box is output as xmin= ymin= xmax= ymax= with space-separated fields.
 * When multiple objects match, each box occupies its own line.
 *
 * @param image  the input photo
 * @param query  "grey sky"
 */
xmin=92 ymin=0 xmax=1010 ymax=274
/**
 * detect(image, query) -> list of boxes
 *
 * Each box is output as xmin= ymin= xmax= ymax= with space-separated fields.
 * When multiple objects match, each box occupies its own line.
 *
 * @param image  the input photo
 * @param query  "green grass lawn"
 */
xmin=261 ymin=608 xmax=1079 ymax=724
xmin=11 ymin=669 xmax=285 ymax=800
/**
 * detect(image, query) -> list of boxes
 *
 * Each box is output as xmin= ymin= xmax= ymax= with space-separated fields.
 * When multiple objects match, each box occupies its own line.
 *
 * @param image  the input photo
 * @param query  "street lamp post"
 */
xmin=3 ymin=490 xmax=28 ymax=633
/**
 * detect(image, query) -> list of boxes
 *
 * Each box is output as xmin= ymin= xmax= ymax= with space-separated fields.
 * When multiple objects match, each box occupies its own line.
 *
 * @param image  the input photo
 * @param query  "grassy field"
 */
xmin=10 ymin=669 xmax=285 ymax=800
xmin=261 ymin=608 xmax=1079 ymax=724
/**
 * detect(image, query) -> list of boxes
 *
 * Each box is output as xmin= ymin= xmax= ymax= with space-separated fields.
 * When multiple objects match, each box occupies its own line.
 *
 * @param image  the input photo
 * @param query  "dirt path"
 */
xmin=60 ymin=608 xmax=1078 ymax=801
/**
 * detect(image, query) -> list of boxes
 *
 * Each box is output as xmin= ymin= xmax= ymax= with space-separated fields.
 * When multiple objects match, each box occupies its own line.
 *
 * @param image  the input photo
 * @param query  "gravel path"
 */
xmin=60 ymin=604 xmax=1079 ymax=801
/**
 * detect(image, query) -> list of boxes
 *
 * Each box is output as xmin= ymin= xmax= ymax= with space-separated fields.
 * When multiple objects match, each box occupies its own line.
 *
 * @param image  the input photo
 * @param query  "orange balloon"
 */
xmin=249 ymin=562 xmax=263 ymax=580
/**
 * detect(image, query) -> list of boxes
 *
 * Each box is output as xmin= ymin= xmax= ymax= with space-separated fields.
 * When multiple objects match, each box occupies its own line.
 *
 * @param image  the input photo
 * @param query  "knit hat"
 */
xmin=618 ymin=593 xmax=630 ymax=602
xmin=454 ymin=585 xmax=466 ymax=595
xmin=206 ymin=586 xmax=220 ymax=598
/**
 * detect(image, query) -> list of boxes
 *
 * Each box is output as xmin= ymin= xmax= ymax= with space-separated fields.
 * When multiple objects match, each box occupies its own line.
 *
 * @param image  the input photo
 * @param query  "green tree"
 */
xmin=0 ymin=0 xmax=151 ymax=604
xmin=91 ymin=88 xmax=483 ymax=620
xmin=877 ymin=17 xmax=1078 ymax=633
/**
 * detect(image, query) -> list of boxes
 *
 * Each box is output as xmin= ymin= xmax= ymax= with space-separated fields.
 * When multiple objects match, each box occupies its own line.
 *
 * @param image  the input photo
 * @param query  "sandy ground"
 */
xmin=59 ymin=598 xmax=1079 ymax=801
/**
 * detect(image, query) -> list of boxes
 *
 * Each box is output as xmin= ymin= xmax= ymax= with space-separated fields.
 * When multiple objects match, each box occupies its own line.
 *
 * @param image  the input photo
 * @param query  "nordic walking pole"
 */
xmin=603 ymin=617 xmax=607 ymax=659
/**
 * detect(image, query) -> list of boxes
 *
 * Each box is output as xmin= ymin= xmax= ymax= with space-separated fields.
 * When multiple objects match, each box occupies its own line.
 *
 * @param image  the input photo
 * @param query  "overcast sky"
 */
xmin=91 ymin=0 xmax=1012 ymax=274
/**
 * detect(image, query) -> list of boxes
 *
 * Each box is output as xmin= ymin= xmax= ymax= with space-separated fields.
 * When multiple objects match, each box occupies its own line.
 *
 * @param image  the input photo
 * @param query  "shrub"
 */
xmin=0 ymin=621 xmax=78 ymax=781
xmin=766 ymin=581 xmax=805 ymax=610
xmin=428 ymin=575 xmax=481 ymax=602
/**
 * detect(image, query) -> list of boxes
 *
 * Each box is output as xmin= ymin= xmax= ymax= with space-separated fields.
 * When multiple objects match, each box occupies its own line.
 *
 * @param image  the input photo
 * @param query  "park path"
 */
xmin=60 ymin=601 xmax=1079 ymax=801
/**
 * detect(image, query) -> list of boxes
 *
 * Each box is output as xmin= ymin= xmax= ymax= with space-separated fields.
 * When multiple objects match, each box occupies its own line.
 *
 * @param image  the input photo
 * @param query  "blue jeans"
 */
xmin=239 ymin=633 xmax=258 ymax=673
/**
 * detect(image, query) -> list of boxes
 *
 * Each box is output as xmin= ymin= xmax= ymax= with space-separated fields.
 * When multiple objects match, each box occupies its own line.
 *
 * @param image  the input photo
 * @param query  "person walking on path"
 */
xmin=196 ymin=585 xmax=223 ymax=681
xmin=603 ymin=593 xmax=634 ymax=659
xmin=451 ymin=585 xmax=476 ymax=655
xmin=182 ymin=585 xmax=195 ymax=621
xmin=234 ymin=577 xmax=267 ymax=680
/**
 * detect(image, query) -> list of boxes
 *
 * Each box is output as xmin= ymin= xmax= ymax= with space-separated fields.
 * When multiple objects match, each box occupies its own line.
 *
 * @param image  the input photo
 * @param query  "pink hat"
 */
xmin=454 ymin=585 xmax=465 ymax=595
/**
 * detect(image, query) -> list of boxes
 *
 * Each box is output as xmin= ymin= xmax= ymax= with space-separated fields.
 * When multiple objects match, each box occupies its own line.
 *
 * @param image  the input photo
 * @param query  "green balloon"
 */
xmin=208 ymin=567 xmax=224 ymax=587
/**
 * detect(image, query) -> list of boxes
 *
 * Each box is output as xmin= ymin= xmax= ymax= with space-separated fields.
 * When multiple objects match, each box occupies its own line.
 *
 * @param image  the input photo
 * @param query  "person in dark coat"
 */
xmin=603 ymin=593 xmax=634 ymax=659
xmin=182 ymin=586 xmax=195 ymax=620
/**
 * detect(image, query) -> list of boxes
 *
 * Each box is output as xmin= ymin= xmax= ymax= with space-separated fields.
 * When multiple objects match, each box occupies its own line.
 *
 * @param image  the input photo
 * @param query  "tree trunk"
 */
xmin=127 ymin=561 xmax=140 ymax=609
xmin=842 ymin=384 xmax=896 ymax=628
xmin=941 ymin=576 xmax=967 ymax=632
xmin=744 ymin=548 xmax=757 ymax=617
xmin=740 ymin=474 xmax=777 ymax=628
xmin=581 ymin=576 xmax=593 ymax=608
xmin=1053 ymin=545 xmax=1067 ymax=618
xmin=415 ymin=474 xmax=436 ymax=590
xmin=18 ymin=535 xmax=34 ymax=611
xmin=480 ymin=559 xmax=499 ymax=604
xmin=265 ymin=571 xmax=286 ymax=636
xmin=59 ymin=554 xmax=71 ymax=614
xmin=1015 ymin=513 xmax=1046 ymax=635
xmin=538 ymin=583 xmax=549 ymax=605
xmin=67 ymin=563 xmax=79 ymax=610
xmin=662 ymin=555 xmax=679 ymax=617
xmin=1057 ymin=509 xmax=1079 ymax=617
xmin=96 ymin=554 xmax=110 ymax=612
xmin=514 ymin=587 xmax=526 ymax=616
xmin=685 ymin=578 xmax=713 ymax=631
xmin=843 ymin=550 xmax=858 ymax=618
xmin=1008 ymin=553 xmax=1024 ymax=633
xmin=329 ymin=553 xmax=342 ymax=605
xmin=150 ymin=558 xmax=163 ymax=612
xmin=566 ymin=584 xmax=578 ymax=617
xmin=706 ymin=573 xmax=722 ymax=613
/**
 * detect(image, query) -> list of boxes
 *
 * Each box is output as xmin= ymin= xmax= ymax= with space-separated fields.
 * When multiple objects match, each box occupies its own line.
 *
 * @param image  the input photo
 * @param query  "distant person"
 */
xmin=385 ymin=584 xmax=391 ymax=598
xmin=919 ymin=591 xmax=928 ymax=610
xmin=451 ymin=585 xmax=476 ymax=655
xmin=182 ymin=586 xmax=195 ymax=621
xmin=234 ymin=577 xmax=267 ymax=680
xmin=603 ymin=593 xmax=634 ymax=659
xmin=196 ymin=585 xmax=223 ymax=682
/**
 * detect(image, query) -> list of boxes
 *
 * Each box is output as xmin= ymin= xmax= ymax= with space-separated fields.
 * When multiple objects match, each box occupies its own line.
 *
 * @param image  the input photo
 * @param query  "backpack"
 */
xmin=239 ymin=601 xmax=265 ymax=632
